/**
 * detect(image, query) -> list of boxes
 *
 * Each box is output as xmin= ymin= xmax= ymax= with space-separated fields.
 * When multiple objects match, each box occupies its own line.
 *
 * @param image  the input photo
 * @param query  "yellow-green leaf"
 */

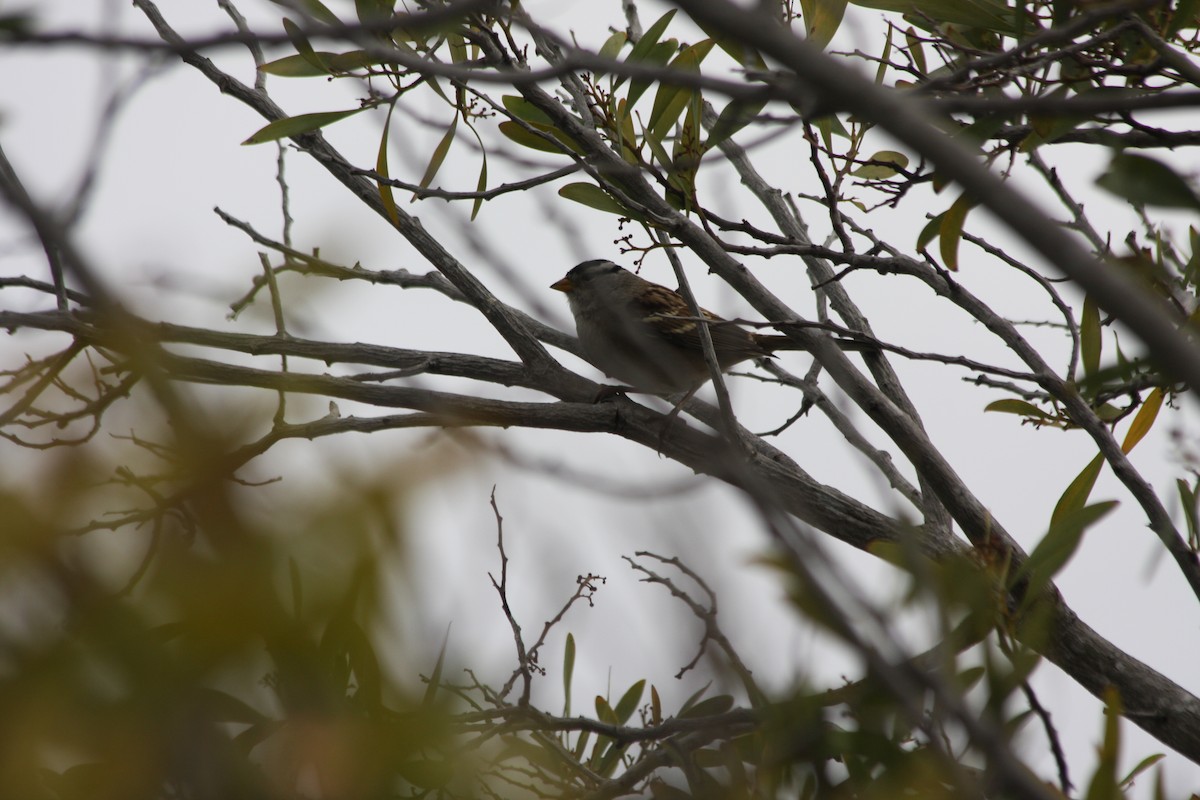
xmin=984 ymin=398 xmax=1051 ymax=419
xmin=647 ymin=40 xmax=714 ymax=143
xmin=559 ymin=182 xmax=641 ymax=219
xmin=852 ymin=150 xmax=909 ymax=179
xmin=417 ymin=116 xmax=457 ymax=195
xmin=618 ymin=9 xmax=677 ymax=92
xmin=938 ymin=193 xmax=974 ymax=270
xmin=597 ymin=31 xmax=627 ymax=64
xmin=376 ymin=104 xmax=399 ymax=225
xmin=268 ymin=0 xmax=340 ymax=26
xmin=1121 ymin=387 xmax=1162 ymax=454
xmin=498 ymin=121 xmax=567 ymax=154
xmin=627 ymin=40 xmax=679 ymax=108
xmin=1081 ymin=293 xmax=1101 ymax=378
xmin=562 ymin=633 xmax=575 ymax=717
xmin=613 ymin=680 xmax=645 ymax=724
xmin=242 ymin=107 xmax=365 ymax=145
xmin=259 ymin=50 xmax=382 ymax=76
xmin=283 ymin=17 xmax=328 ymax=74
xmin=1018 ymin=500 xmax=1117 ymax=603
xmin=1051 ymin=453 xmax=1104 ymax=526
xmin=849 ymin=0 xmax=1016 ymax=34
xmin=470 ymin=148 xmax=487 ymax=221
xmin=800 ymin=0 xmax=849 ymax=49
xmin=705 ymin=96 xmax=769 ymax=151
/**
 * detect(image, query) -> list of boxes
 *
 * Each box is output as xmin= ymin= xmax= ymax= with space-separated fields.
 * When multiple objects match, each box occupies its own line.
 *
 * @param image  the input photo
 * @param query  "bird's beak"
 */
xmin=550 ymin=277 xmax=573 ymax=292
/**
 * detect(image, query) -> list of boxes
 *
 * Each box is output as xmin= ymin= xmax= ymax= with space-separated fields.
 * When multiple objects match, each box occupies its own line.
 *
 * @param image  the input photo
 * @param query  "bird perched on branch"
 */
xmin=551 ymin=259 xmax=871 ymax=396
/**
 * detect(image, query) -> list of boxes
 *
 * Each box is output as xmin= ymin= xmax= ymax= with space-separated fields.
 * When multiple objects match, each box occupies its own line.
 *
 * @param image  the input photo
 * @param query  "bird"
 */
xmin=550 ymin=259 xmax=870 ymax=396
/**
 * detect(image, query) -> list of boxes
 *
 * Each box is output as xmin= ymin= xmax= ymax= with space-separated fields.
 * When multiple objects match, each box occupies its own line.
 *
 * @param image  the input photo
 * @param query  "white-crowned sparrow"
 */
xmin=551 ymin=259 xmax=868 ymax=394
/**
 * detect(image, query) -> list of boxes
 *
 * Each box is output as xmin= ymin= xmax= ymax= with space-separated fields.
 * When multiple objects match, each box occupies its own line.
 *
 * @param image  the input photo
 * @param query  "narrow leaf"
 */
xmin=498 ymin=121 xmax=566 ymax=153
xmin=559 ymin=182 xmax=641 ymax=219
xmin=242 ymin=107 xmax=365 ymax=145
xmin=1121 ymin=387 xmax=1163 ymax=454
xmin=647 ymin=40 xmax=714 ymax=143
xmin=268 ymin=0 xmax=340 ymax=26
xmin=1081 ymin=294 xmax=1101 ymax=378
xmin=417 ymin=116 xmax=458 ymax=195
xmin=613 ymin=680 xmax=645 ymax=724
xmin=1018 ymin=500 xmax=1117 ymax=602
xmin=282 ymin=17 xmax=328 ymax=74
xmin=1051 ymin=453 xmax=1104 ymax=525
xmin=705 ymin=96 xmax=768 ymax=151
xmin=471 ymin=148 xmax=488 ymax=221
xmin=376 ymin=103 xmax=399 ymax=225
xmin=984 ymin=398 xmax=1051 ymax=419
xmin=618 ymin=9 xmax=677 ymax=90
xmin=562 ymin=633 xmax=575 ymax=717
xmin=938 ymin=193 xmax=973 ymax=271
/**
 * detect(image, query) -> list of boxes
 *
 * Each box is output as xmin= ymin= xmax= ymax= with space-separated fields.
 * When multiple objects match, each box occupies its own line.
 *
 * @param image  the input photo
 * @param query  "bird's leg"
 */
xmin=656 ymin=386 xmax=699 ymax=451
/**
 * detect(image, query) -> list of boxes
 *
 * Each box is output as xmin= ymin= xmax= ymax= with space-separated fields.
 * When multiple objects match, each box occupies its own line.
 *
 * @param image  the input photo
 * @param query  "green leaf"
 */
xmin=283 ymin=17 xmax=328 ymax=74
xmin=417 ymin=115 xmax=458 ymax=194
xmin=1085 ymin=687 xmax=1123 ymax=800
xmin=1121 ymin=387 xmax=1162 ymax=454
xmin=559 ymin=182 xmax=641 ymax=219
xmin=647 ymin=40 xmax=714 ymax=143
xmin=1096 ymin=152 xmax=1200 ymax=211
xmin=595 ymin=694 xmax=618 ymax=724
xmin=850 ymin=0 xmax=1016 ymax=33
xmin=1051 ymin=453 xmax=1104 ymax=526
xmin=628 ymin=40 xmax=680 ymax=108
xmin=471 ymin=147 xmax=488 ymax=221
xmin=597 ymin=31 xmax=628 ymax=65
xmin=678 ymin=694 xmax=734 ymax=719
xmin=705 ymin=96 xmax=769 ymax=151
xmin=269 ymin=0 xmax=341 ymax=27
xmin=1018 ymin=500 xmax=1117 ymax=602
xmin=613 ymin=680 xmax=645 ymax=724
xmin=1178 ymin=478 xmax=1200 ymax=549
xmin=618 ymin=9 xmax=677 ymax=91
xmin=498 ymin=121 xmax=567 ymax=154
xmin=376 ymin=103 xmax=399 ymax=225
xmin=938 ymin=193 xmax=973 ymax=270
xmin=852 ymin=150 xmax=909 ymax=179
xmin=984 ymin=398 xmax=1051 ymax=419
xmin=1081 ymin=293 xmax=1101 ymax=378
xmin=800 ymin=0 xmax=849 ymax=49
xmin=242 ymin=107 xmax=366 ymax=145
xmin=260 ymin=50 xmax=383 ymax=76
xmin=502 ymin=95 xmax=555 ymax=126
xmin=562 ymin=633 xmax=575 ymax=717
xmin=905 ymin=26 xmax=927 ymax=74
xmin=917 ymin=211 xmax=944 ymax=251
xmin=1120 ymin=753 xmax=1165 ymax=790
xmin=355 ymin=0 xmax=393 ymax=28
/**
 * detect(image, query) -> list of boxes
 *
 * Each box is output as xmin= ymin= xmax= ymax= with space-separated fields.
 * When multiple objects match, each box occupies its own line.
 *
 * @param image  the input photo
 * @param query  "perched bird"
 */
xmin=551 ymin=259 xmax=869 ymax=395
